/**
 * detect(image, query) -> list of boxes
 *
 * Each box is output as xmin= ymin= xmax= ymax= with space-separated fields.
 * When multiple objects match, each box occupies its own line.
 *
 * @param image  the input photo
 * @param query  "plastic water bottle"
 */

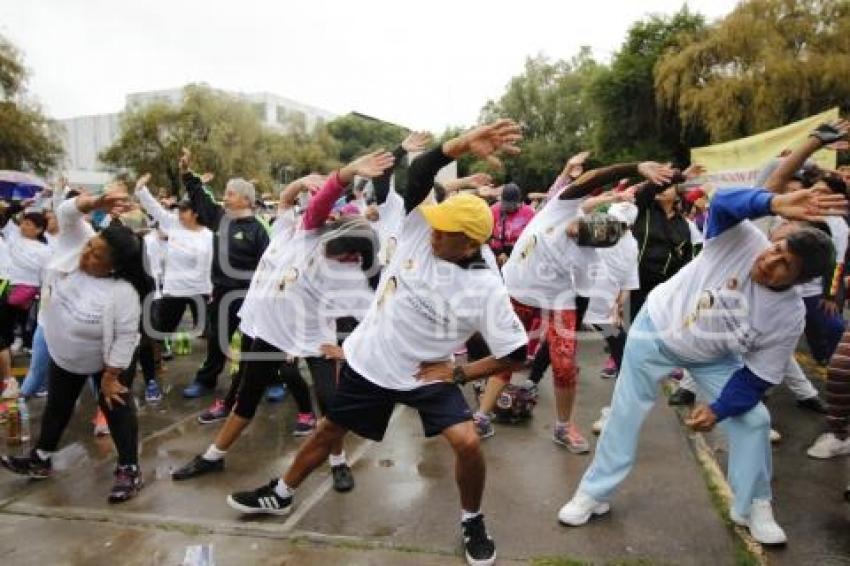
xmin=18 ymin=398 xmax=30 ymax=445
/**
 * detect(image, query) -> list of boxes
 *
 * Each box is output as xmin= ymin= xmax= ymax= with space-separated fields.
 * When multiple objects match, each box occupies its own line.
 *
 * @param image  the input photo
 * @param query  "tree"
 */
xmin=587 ymin=8 xmax=709 ymax=164
xmin=100 ymin=84 xmax=340 ymax=194
xmin=325 ymin=113 xmax=409 ymax=163
xmin=655 ymin=0 xmax=850 ymax=143
xmin=0 ymin=35 xmax=63 ymax=174
xmin=477 ymin=50 xmax=603 ymax=190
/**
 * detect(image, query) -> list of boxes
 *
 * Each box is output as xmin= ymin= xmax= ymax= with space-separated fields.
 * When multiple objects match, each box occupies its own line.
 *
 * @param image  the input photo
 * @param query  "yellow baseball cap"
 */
xmin=420 ymin=193 xmax=493 ymax=244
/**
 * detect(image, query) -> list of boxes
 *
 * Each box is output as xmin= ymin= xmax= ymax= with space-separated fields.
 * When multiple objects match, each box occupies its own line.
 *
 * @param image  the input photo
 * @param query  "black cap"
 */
xmin=501 ymin=183 xmax=522 ymax=203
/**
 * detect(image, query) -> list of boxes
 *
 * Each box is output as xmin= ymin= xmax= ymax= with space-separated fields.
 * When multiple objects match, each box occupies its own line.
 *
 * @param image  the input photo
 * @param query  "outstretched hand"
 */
xmin=340 ymin=150 xmax=396 ymax=183
xmin=685 ymin=404 xmax=717 ymax=432
xmin=637 ymin=162 xmax=676 ymax=185
xmin=810 ymin=119 xmax=850 ymax=146
xmin=770 ymin=186 xmax=849 ymax=222
xmin=401 ymin=131 xmax=433 ymax=153
xmin=445 ymin=119 xmax=523 ymax=168
xmin=683 ymin=164 xmax=706 ymax=180
xmin=135 ymin=173 xmax=151 ymax=190
xmin=178 ymin=147 xmax=191 ymax=172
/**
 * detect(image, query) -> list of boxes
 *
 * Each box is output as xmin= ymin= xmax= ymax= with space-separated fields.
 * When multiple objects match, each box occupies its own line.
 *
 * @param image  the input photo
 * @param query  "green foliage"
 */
xmin=476 ymin=50 xmax=603 ymax=191
xmin=325 ymin=113 xmax=408 ymax=163
xmin=655 ymin=0 xmax=850 ymax=143
xmin=587 ymin=7 xmax=709 ymax=164
xmin=100 ymin=84 xmax=341 ymax=194
xmin=326 ymin=113 xmax=411 ymax=191
xmin=0 ymin=35 xmax=63 ymax=175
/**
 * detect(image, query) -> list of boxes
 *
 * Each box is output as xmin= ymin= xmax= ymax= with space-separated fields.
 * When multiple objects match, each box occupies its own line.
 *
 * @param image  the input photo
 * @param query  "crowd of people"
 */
xmin=1 ymin=118 xmax=849 ymax=565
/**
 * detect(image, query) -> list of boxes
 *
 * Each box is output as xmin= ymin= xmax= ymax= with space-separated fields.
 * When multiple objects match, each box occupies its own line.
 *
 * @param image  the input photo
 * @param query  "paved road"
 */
xmin=4 ymin=334 xmax=841 ymax=564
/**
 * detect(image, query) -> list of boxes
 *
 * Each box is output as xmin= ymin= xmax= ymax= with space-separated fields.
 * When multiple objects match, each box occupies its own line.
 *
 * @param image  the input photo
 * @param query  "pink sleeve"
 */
xmin=545 ymin=175 xmax=569 ymax=200
xmin=302 ymin=171 xmax=346 ymax=230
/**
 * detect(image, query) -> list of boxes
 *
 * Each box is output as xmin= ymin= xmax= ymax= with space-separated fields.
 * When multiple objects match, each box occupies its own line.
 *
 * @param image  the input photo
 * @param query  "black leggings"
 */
xmin=38 ymin=361 xmax=138 ymax=466
xmin=153 ymin=295 xmax=203 ymax=334
xmin=124 ymin=333 xmax=157 ymax=385
xmin=229 ymin=337 xmax=337 ymax=420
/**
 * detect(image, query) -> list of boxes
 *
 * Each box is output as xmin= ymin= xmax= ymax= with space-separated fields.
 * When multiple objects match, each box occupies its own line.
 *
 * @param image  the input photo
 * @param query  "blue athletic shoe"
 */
xmin=182 ymin=382 xmax=214 ymax=399
xmin=265 ymin=385 xmax=287 ymax=403
xmin=145 ymin=380 xmax=163 ymax=403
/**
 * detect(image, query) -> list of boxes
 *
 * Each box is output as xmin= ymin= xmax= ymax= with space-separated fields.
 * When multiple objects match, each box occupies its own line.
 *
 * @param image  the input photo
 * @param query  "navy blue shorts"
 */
xmin=326 ymin=363 xmax=473 ymax=441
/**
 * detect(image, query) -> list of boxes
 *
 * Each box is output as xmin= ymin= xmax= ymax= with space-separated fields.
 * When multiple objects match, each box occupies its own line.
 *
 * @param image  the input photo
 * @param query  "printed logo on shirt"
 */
xmin=519 ymin=235 xmax=537 ymax=261
xmin=278 ymin=267 xmax=300 ymax=292
xmin=378 ymin=276 xmax=397 ymax=307
xmin=234 ymin=231 xmax=245 ymax=241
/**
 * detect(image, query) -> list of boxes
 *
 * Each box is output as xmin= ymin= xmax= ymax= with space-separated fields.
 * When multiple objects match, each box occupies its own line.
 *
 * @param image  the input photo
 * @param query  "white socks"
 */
xmin=328 ymin=451 xmax=347 ymax=467
xmin=273 ymin=479 xmax=294 ymax=499
xmin=202 ymin=444 xmax=227 ymax=462
xmin=462 ymin=509 xmax=481 ymax=522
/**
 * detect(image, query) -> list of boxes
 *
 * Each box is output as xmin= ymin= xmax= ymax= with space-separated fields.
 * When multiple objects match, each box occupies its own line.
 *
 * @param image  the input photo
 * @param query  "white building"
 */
xmin=59 ymin=85 xmax=338 ymax=185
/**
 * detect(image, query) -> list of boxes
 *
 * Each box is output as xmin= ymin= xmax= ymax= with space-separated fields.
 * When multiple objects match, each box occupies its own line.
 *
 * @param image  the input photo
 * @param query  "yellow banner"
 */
xmin=690 ymin=108 xmax=839 ymax=187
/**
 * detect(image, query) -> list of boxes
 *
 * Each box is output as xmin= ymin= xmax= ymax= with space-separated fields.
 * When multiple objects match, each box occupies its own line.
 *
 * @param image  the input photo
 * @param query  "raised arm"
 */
xmin=302 ymin=151 xmax=394 ymax=230
xmin=763 ymin=120 xmax=850 ymax=193
xmin=560 ymin=161 xmax=674 ymax=201
xmin=406 ymin=120 xmax=522 ymax=213
xmin=135 ymin=173 xmax=178 ymax=231
xmin=373 ymin=132 xmax=432 ymax=206
xmin=179 ymin=148 xmax=224 ymax=230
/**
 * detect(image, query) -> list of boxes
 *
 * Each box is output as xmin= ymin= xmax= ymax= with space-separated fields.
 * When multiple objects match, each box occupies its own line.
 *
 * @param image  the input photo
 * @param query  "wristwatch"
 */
xmin=452 ymin=365 xmax=467 ymax=386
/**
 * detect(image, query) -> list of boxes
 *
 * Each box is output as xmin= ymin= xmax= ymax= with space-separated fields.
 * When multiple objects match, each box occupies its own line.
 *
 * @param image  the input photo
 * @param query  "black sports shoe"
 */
xmin=227 ymin=480 xmax=292 ymax=516
xmin=331 ymin=463 xmax=355 ymax=493
xmin=462 ymin=514 xmax=496 ymax=566
xmin=668 ymin=387 xmax=696 ymax=406
xmin=1 ymin=451 xmax=52 ymax=479
xmin=171 ymin=455 xmax=224 ymax=480
xmin=796 ymin=396 xmax=827 ymax=414
xmin=108 ymin=465 xmax=143 ymax=503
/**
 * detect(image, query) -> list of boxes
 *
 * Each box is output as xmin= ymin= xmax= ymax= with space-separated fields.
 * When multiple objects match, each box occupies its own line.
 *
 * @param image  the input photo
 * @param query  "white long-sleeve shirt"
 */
xmin=137 ymin=186 xmax=213 ymax=297
xmin=2 ymin=222 xmax=51 ymax=286
xmin=41 ymin=199 xmax=140 ymax=374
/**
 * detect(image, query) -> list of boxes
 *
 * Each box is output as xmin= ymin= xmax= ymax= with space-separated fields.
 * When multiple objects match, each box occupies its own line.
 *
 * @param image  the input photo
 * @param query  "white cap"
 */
xmin=608 ymin=202 xmax=638 ymax=226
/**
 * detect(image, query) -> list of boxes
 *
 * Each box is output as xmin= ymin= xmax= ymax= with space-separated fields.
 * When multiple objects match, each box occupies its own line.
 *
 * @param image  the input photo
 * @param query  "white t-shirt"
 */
xmin=41 ymin=200 xmax=140 ymax=374
xmin=584 ymin=232 xmax=640 ymax=325
xmin=646 ymin=220 xmax=803 ymax=384
xmin=0 ymin=236 xmax=11 ymax=280
xmin=137 ymin=187 xmax=213 ymax=297
xmin=144 ymin=231 xmax=167 ymax=297
xmin=799 ymin=216 xmax=848 ymax=298
xmin=374 ymin=190 xmax=405 ymax=266
xmin=3 ymin=223 xmax=51 ymax=286
xmin=238 ymin=208 xmax=299 ymax=339
xmin=241 ymin=218 xmax=374 ymax=357
xmin=501 ymin=195 xmax=597 ymax=309
xmin=343 ymin=210 xmax=528 ymax=391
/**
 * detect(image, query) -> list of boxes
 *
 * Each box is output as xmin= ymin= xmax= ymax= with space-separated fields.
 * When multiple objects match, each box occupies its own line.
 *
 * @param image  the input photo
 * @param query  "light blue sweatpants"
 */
xmin=578 ymin=308 xmax=773 ymax=518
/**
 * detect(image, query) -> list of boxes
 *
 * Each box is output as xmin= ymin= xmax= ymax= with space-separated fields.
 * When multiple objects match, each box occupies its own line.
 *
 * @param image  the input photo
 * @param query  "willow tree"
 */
xmin=655 ymin=0 xmax=850 ymax=143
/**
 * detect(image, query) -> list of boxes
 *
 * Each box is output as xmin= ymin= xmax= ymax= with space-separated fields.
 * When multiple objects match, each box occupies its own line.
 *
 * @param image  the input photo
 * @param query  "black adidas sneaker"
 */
xmin=227 ymin=479 xmax=293 ymax=516
xmin=462 ymin=514 xmax=496 ymax=566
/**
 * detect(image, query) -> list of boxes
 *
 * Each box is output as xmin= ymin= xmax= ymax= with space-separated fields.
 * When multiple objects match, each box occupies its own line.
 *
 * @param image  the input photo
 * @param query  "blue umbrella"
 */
xmin=0 ymin=170 xmax=48 ymax=200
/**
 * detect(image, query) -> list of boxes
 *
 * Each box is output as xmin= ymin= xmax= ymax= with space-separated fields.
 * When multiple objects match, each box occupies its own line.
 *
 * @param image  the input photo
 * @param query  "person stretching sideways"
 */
xmin=558 ymin=120 xmax=850 ymax=545
xmin=226 ymin=120 xmax=528 ymax=566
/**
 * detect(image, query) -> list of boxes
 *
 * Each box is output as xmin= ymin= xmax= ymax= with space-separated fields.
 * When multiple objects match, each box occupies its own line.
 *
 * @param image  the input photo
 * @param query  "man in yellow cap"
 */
xmin=227 ymin=120 xmax=527 ymax=566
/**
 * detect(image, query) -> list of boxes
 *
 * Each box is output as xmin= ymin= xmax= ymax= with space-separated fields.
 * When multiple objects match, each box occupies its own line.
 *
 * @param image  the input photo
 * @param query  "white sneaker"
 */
xmin=807 ymin=432 xmax=850 ymax=459
xmin=730 ymin=499 xmax=787 ymax=545
xmin=592 ymin=407 xmax=611 ymax=435
xmin=769 ymin=429 xmax=782 ymax=443
xmin=557 ymin=491 xmax=610 ymax=526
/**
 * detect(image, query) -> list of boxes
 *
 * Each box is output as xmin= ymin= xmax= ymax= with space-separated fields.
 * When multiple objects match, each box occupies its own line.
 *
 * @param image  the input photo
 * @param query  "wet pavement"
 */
xmin=1 ymin=334 xmax=844 ymax=565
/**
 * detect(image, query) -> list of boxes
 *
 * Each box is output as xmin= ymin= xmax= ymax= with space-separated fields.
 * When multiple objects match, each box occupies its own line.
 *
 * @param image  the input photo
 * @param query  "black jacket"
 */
xmin=182 ymin=172 xmax=270 ymax=291
xmin=632 ymin=185 xmax=693 ymax=290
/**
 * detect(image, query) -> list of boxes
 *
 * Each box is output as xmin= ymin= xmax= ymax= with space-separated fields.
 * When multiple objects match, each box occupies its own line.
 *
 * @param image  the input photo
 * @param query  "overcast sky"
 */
xmin=2 ymin=0 xmax=739 ymax=131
